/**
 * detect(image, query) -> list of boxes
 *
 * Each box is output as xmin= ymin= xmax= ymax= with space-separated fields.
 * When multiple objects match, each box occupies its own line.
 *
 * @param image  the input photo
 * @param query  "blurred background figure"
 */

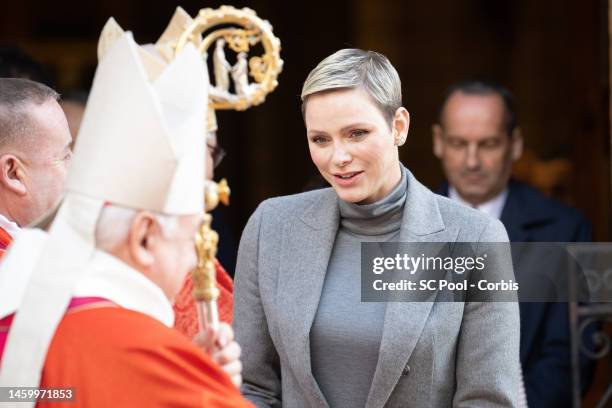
xmin=432 ymin=80 xmax=596 ymax=408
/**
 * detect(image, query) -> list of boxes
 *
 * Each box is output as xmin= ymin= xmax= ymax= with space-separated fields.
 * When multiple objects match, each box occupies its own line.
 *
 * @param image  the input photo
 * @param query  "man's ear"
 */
xmin=510 ymin=127 xmax=523 ymax=161
xmin=432 ymin=124 xmax=444 ymax=158
xmin=0 ymin=154 xmax=27 ymax=196
xmin=127 ymin=211 xmax=157 ymax=269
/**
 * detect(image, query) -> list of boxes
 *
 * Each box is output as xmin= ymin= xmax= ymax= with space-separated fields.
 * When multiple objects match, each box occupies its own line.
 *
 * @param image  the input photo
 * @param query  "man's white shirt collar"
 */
xmin=449 ymin=186 xmax=509 ymax=220
xmin=0 ymin=213 xmax=20 ymax=238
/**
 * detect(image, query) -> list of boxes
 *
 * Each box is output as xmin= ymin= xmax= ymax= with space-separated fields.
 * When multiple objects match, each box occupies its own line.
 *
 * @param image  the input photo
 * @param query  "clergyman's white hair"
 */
xmin=94 ymin=204 xmax=178 ymax=251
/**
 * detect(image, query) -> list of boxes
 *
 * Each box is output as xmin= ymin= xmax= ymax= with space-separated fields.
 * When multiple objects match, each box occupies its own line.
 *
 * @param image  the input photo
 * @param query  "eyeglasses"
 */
xmin=207 ymin=143 xmax=226 ymax=168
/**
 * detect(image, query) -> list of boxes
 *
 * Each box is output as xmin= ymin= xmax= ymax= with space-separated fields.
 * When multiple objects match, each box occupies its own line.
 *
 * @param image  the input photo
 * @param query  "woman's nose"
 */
xmin=332 ymin=143 xmax=352 ymax=167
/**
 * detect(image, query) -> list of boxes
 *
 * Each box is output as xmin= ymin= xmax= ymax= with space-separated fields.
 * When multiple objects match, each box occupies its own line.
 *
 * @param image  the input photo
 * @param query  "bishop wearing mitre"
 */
xmin=0 ymin=17 xmax=252 ymax=408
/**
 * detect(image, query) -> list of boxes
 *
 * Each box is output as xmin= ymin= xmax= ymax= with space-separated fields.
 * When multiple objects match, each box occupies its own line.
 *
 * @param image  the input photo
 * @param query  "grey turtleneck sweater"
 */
xmin=310 ymin=166 xmax=407 ymax=408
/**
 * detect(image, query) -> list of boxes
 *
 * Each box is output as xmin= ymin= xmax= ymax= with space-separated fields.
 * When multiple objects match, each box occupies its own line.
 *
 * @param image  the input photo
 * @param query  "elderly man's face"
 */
xmin=20 ymin=100 xmax=72 ymax=225
xmin=148 ymin=213 xmax=202 ymax=302
xmin=433 ymin=92 xmax=522 ymax=206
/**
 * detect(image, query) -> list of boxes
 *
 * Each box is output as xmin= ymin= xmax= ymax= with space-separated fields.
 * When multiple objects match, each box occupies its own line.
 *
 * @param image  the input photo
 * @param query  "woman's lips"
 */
xmin=333 ymin=171 xmax=363 ymax=187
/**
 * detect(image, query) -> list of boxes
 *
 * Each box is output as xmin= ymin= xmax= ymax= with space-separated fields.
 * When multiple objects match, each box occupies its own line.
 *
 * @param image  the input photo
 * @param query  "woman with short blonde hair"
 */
xmin=234 ymin=48 xmax=520 ymax=407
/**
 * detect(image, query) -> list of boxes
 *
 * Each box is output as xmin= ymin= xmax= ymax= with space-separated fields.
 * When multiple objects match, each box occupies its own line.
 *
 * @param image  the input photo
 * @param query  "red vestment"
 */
xmin=173 ymin=259 xmax=234 ymax=339
xmin=0 ymin=298 xmax=252 ymax=408
xmin=0 ymin=224 xmax=13 ymax=259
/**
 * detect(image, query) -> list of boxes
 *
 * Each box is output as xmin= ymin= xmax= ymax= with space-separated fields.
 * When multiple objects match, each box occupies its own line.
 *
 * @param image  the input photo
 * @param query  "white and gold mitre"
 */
xmin=71 ymin=21 xmax=207 ymax=214
xmin=98 ymin=8 xmax=201 ymax=77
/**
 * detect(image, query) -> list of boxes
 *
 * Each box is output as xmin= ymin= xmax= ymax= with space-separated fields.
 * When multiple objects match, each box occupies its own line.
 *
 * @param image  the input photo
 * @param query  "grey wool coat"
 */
xmin=233 ymin=168 xmax=521 ymax=408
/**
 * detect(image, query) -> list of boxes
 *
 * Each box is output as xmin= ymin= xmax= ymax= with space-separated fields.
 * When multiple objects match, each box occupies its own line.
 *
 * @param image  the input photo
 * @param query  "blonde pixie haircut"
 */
xmin=301 ymin=48 xmax=402 ymax=125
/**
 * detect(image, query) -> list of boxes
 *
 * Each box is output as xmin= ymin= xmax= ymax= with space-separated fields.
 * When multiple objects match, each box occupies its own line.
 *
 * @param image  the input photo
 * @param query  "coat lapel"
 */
xmin=277 ymin=189 xmax=339 ymax=407
xmin=499 ymin=181 xmax=528 ymax=241
xmin=366 ymin=172 xmax=459 ymax=408
xmin=500 ymin=180 xmax=556 ymax=242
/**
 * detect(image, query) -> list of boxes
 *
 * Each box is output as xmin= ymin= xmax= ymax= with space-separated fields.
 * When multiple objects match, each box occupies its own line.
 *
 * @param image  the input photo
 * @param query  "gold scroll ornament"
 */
xmin=176 ymin=5 xmax=283 ymax=111
xmin=175 ymin=6 xmax=282 ymax=322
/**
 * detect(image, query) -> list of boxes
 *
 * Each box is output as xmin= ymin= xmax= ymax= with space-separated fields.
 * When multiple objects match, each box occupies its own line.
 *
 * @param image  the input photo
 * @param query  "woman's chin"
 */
xmin=334 ymin=188 xmax=365 ymax=203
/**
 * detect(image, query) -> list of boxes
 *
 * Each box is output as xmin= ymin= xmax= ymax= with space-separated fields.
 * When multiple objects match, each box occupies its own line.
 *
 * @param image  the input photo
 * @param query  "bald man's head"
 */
xmin=0 ymin=78 xmax=61 ymax=148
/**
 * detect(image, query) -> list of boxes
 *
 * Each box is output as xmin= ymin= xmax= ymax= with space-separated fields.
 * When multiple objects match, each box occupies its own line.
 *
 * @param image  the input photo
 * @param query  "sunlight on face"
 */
xmin=304 ymin=88 xmax=401 ymax=204
xmin=21 ymin=100 xmax=72 ymax=225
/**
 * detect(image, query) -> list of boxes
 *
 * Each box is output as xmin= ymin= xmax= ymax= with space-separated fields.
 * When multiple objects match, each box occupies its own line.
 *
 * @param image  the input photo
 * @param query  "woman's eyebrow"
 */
xmin=307 ymin=123 xmax=373 ymax=136
xmin=339 ymin=123 xmax=372 ymax=133
xmin=307 ymin=129 xmax=329 ymax=135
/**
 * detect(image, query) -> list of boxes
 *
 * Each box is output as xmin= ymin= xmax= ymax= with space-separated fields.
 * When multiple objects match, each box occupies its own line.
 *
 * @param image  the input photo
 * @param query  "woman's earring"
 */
xmin=396 ymin=131 xmax=407 ymax=146
xmin=394 ymin=130 xmax=406 ymax=146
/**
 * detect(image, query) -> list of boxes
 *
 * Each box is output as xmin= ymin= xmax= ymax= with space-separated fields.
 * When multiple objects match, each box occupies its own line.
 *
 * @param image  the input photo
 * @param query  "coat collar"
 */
xmin=440 ymin=179 xmax=555 ymax=241
xmin=300 ymin=169 xmax=445 ymax=236
xmin=279 ymin=168 xmax=453 ymax=408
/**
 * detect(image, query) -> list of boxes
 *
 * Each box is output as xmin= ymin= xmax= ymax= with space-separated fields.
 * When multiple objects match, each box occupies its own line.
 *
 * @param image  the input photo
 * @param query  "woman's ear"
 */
xmin=127 ymin=211 xmax=157 ymax=269
xmin=0 ymin=154 xmax=27 ymax=196
xmin=393 ymin=107 xmax=410 ymax=146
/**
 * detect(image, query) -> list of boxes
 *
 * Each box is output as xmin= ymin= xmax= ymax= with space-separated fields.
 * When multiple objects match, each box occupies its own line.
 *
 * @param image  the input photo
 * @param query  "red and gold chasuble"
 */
xmin=173 ymin=259 xmax=234 ymax=339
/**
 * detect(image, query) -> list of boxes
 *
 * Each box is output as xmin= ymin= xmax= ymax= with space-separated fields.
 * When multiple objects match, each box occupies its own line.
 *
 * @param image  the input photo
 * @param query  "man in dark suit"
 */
xmin=432 ymin=80 xmax=595 ymax=407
